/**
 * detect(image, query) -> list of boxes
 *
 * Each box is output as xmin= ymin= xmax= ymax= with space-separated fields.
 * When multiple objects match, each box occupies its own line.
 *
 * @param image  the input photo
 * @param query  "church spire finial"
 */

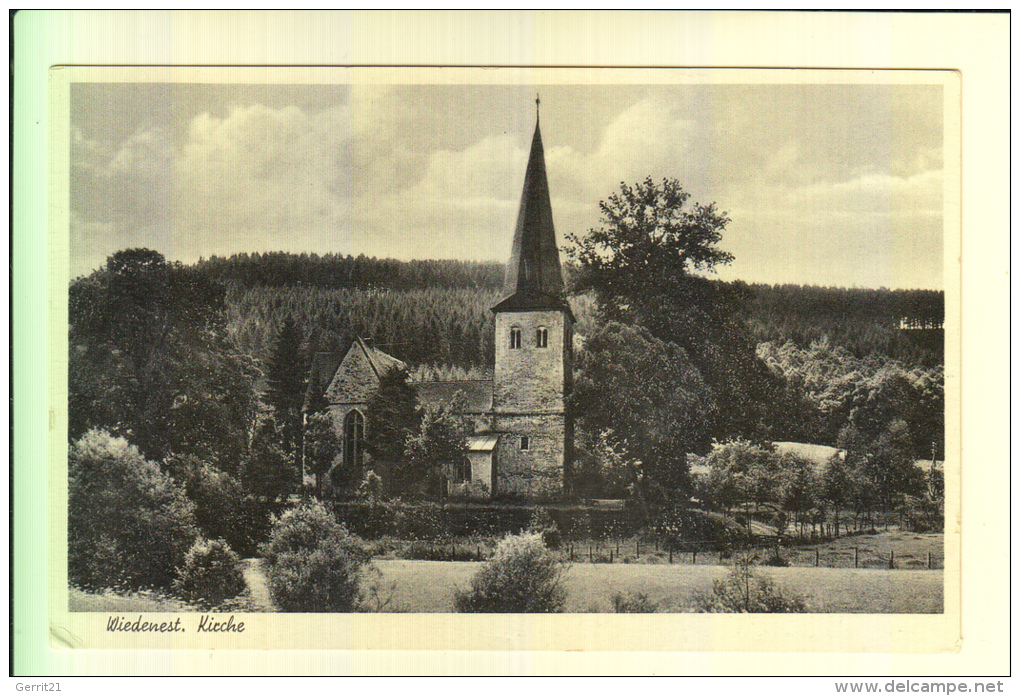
xmin=536 ymin=93 xmax=540 ymax=122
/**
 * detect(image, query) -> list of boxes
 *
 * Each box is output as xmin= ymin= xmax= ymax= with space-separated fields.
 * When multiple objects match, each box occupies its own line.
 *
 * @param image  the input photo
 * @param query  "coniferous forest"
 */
xmin=71 ymin=250 xmax=944 ymax=457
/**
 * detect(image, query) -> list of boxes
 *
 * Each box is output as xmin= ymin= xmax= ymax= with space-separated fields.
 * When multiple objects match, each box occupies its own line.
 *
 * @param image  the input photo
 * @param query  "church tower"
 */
xmin=491 ymin=100 xmax=574 ymax=498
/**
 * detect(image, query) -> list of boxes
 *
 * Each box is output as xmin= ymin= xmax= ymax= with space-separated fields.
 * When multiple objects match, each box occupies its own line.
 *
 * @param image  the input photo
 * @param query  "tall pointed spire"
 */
xmin=492 ymin=106 xmax=571 ymax=315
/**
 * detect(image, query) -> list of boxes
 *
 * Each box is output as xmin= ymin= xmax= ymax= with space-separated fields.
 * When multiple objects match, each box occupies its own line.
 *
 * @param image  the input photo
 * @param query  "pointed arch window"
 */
xmin=344 ymin=410 xmax=365 ymax=469
xmin=510 ymin=326 xmax=522 ymax=350
xmin=536 ymin=326 xmax=548 ymax=348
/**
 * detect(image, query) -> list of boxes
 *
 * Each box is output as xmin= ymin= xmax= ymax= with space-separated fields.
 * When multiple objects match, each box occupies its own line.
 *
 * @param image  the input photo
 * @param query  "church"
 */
xmin=306 ymin=108 xmax=574 ymax=500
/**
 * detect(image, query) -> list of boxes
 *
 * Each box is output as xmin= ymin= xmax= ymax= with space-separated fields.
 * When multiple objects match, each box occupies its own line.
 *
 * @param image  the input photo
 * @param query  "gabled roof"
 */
xmin=359 ymin=338 xmax=406 ymax=379
xmin=492 ymin=114 xmax=572 ymax=317
xmin=413 ymin=380 xmax=493 ymax=414
xmin=309 ymin=337 xmax=407 ymax=408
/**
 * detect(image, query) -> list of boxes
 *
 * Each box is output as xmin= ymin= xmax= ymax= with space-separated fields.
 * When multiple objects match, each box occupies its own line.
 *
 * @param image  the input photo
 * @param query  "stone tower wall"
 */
xmin=493 ymin=310 xmax=570 ymax=412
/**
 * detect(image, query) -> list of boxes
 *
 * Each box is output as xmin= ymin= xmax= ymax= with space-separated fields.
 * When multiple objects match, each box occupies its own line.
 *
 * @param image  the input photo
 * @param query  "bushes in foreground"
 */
xmin=68 ymin=429 xmax=199 ymax=591
xmin=695 ymin=556 xmax=807 ymax=613
xmin=172 ymin=538 xmax=248 ymax=609
xmin=454 ymin=533 xmax=566 ymax=613
xmin=260 ymin=502 xmax=371 ymax=612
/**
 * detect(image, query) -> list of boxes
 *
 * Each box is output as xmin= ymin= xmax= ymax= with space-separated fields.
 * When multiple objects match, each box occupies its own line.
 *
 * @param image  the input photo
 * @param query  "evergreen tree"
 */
xmin=365 ymin=367 xmax=421 ymax=495
xmin=265 ymin=315 xmax=306 ymax=458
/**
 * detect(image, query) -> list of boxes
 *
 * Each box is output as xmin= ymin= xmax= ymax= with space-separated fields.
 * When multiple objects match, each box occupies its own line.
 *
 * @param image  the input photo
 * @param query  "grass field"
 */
xmin=67 ymin=532 xmax=945 ymax=614
xmin=366 ymin=560 xmax=943 ymax=613
xmin=68 ymin=557 xmax=942 ymax=614
xmin=68 ymin=587 xmax=196 ymax=613
xmin=784 ymin=530 xmax=943 ymax=570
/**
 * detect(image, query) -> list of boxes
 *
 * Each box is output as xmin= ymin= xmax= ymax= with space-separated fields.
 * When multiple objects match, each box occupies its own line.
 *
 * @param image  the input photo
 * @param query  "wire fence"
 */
xmin=402 ymin=536 xmax=942 ymax=570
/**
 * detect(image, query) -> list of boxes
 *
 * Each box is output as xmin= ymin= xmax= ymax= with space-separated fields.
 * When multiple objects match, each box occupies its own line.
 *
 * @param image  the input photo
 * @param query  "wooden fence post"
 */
xmin=692 ymin=549 xmax=698 ymax=565
xmin=815 ymin=549 xmax=820 ymax=567
xmin=889 ymin=550 xmax=895 ymax=569
xmin=669 ymin=548 xmax=673 ymax=564
xmin=853 ymin=547 xmax=858 ymax=568
xmin=589 ymin=545 xmax=593 ymax=563
xmin=927 ymin=551 xmax=932 ymax=569
xmin=636 ymin=540 xmax=640 ymax=558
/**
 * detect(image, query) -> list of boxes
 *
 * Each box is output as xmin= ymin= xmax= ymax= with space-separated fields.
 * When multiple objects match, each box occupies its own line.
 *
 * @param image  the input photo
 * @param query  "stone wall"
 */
xmin=492 ymin=413 xmax=566 ymax=497
xmin=493 ymin=310 xmax=570 ymax=412
xmin=325 ymin=344 xmax=379 ymax=404
xmin=492 ymin=308 xmax=573 ymax=498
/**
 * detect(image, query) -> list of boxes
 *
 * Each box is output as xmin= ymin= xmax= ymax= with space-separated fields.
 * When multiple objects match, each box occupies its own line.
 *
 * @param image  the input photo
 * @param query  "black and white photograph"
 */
xmin=60 ymin=70 xmax=955 ymax=624
xmin=12 ymin=9 xmax=1012 ymax=680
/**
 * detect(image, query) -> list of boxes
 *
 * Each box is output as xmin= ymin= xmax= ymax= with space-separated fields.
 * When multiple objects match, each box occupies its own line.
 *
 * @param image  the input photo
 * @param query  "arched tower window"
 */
xmin=344 ymin=410 xmax=365 ymax=469
xmin=536 ymin=326 xmax=548 ymax=348
xmin=510 ymin=326 xmax=522 ymax=349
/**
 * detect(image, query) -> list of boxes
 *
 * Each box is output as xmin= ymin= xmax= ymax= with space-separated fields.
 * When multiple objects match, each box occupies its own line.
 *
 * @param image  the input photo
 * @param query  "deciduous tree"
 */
xmin=304 ymin=410 xmax=341 ymax=500
xmin=571 ymin=321 xmax=715 ymax=497
xmin=402 ymin=393 xmax=470 ymax=498
xmin=68 ymin=249 xmax=257 ymax=472
xmin=566 ymin=178 xmax=774 ymax=442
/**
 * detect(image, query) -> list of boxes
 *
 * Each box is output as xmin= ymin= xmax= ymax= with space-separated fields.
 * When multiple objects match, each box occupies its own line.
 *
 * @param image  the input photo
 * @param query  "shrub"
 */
xmin=164 ymin=454 xmax=260 ymax=556
xmin=529 ymin=507 xmax=562 ymax=549
xmin=695 ymin=556 xmax=807 ymax=613
xmin=228 ymin=496 xmax=278 ymax=558
xmin=655 ymin=505 xmax=743 ymax=552
xmin=899 ymin=494 xmax=944 ymax=533
xmin=357 ymin=470 xmax=384 ymax=502
xmin=260 ymin=502 xmax=371 ymax=612
xmin=612 ymin=591 xmax=658 ymax=613
xmin=454 ymin=533 xmax=567 ymax=613
xmin=761 ymin=551 xmax=790 ymax=567
xmin=172 ymin=538 xmax=247 ymax=609
xmin=68 ymin=430 xmax=199 ymax=591
xmin=397 ymin=502 xmax=447 ymax=541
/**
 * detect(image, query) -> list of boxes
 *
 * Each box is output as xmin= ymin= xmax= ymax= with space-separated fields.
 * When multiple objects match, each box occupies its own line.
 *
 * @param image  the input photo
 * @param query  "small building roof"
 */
xmin=467 ymin=434 xmax=499 ymax=452
xmin=414 ymin=379 xmax=493 ymax=414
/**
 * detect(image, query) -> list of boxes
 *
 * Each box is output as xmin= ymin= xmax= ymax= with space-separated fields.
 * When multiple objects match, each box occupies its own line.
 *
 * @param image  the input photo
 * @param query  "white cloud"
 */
xmin=67 ymin=84 xmax=945 ymax=289
xmin=172 ymin=103 xmax=352 ymax=255
xmin=109 ymin=127 xmax=173 ymax=178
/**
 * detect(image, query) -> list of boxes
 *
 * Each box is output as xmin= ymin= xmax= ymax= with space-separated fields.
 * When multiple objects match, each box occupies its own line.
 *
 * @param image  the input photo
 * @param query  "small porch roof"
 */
xmin=466 ymin=434 xmax=499 ymax=452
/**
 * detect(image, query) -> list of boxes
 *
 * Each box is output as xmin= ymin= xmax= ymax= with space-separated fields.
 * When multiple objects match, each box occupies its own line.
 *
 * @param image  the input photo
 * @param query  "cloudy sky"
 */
xmin=69 ymin=81 xmax=944 ymax=289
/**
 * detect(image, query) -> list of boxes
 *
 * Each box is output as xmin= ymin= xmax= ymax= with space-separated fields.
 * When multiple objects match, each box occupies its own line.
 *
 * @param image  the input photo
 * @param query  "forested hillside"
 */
xmin=69 ymin=249 xmax=945 ymax=470
xmin=196 ymin=252 xmax=504 ymax=291
xmin=743 ymin=283 xmax=944 ymax=366
xmin=200 ymin=252 xmax=943 ymax=370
